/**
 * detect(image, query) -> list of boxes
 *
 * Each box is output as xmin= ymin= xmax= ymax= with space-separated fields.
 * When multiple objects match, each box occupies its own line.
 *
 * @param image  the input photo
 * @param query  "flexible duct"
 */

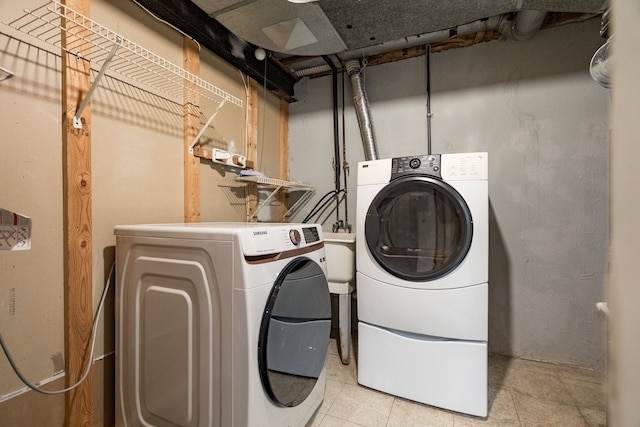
xmin=345 ymin=59 xmax=379 ymax=161
xmin=295 ymin=64 xmax=332 ymax=78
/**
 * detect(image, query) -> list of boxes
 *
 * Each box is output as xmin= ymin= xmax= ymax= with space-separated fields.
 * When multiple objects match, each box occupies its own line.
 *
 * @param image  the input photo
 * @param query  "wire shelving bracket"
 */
xmin=3 ymin=0 xmax=243 ymax=131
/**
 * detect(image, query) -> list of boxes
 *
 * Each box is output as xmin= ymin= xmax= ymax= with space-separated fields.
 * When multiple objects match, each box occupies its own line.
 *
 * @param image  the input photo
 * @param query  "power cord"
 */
xmin=0 ymin=262 xmax=114 ymax=395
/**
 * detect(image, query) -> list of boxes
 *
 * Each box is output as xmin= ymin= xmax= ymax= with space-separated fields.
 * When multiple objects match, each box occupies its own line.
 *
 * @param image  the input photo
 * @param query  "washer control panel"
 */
xmin=391 ymin=154 xmax=442 ymax=180
xmin=301 ymin=226 xmax=320 ymax=244
xmin=241 ymin=224 xmax=323 ymax=255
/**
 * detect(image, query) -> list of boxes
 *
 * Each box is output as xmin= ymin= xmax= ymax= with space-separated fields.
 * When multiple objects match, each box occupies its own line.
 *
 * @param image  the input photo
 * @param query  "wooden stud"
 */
xmin=246 ymin=78 xmax=259 ymax=222
xmin=183 ymin=38 xmax=201 ymax=223
xmin=278 ymin=99 xmax=290 ymax=222
xmin=61 ymin=0 xmax=93 ymax=425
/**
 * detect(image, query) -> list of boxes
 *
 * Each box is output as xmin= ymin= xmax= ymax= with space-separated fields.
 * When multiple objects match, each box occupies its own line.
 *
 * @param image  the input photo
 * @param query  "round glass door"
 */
xmin=258 ymin=257 xmax=331 ymax=407
xmin=365 ymin=175 xmax=473 ymax=281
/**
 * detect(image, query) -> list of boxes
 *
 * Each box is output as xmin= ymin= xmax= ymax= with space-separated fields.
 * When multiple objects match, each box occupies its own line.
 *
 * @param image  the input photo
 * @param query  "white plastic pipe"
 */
xmin=596 ymin=302 xmax=610 ymax=316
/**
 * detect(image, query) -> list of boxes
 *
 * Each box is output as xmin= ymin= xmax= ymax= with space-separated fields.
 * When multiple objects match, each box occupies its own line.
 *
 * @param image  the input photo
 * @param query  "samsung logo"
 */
xmin=253 ymin=231 xmax=268 ymax=236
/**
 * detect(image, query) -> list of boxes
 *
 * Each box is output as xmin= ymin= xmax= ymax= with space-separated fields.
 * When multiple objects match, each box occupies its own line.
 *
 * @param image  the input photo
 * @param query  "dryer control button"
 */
xmin=289 ymin=229 xmax=301 ymax=245
xmin=409 ymin=158 xmax=421 ymax=169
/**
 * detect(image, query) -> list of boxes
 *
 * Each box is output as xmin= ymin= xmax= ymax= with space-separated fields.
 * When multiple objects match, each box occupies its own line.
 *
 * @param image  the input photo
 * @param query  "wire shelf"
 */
xmin=231 ymin=175 xmax=315 ymax=190
xmin=219 ymin=176 xmax=315 ymax=221
xmin=3 ymin=0 xmax=243 ymax=109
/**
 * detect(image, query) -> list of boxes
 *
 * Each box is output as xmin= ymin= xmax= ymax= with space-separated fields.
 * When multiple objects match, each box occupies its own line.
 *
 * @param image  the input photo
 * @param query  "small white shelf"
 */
xmin=219 ymin=176 xmax=315 ymax=222
xmin=4 ymin=0 xmax=242 ymax=131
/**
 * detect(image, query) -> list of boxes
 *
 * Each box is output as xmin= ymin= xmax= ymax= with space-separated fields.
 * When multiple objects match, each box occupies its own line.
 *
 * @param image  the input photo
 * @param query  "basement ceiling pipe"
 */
xmin=345 ymin=59 xmax=379 ymax=161
xmin=502 ymin=9 xmax=548 ymax=41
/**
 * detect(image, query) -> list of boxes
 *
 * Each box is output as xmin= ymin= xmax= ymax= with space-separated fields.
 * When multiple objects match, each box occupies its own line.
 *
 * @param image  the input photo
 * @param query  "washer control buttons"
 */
xmin=409 ymin=158 xmax=421 ymax=169
xmin=289 ymin=229 xmax=301 ymax=245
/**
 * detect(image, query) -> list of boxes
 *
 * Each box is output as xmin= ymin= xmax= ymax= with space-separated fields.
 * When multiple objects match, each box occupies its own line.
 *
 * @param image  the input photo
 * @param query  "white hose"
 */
xmin=0 ymin=262 xmax=114 ymax=394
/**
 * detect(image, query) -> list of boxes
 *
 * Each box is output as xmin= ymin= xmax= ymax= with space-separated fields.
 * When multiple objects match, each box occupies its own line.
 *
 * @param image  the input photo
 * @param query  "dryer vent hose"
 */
xmin=345 ymin=59 xmax=378 ymax=161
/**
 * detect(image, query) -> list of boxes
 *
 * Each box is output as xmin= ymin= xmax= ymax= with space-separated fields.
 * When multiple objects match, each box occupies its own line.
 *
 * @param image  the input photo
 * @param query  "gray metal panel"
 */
xmin=267 ymin=318 xmax=331 ymax=378
xmin=214 ymin=0 xmax=347 ymax=55
xmin=272 ymin=262 xmax=331 ymax=319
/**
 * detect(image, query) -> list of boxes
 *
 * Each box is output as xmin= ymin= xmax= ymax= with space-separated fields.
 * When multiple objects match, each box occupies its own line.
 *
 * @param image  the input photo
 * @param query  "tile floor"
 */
xmin=308 ymin=337 xmax=606 ymax=427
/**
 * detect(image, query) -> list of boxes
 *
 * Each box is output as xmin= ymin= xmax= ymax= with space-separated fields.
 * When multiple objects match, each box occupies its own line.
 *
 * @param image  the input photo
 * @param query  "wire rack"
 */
xmin=219 ymin=176 xmax=315 ymax=222
xmin=3 ymin=0 xmax=243 ymax=110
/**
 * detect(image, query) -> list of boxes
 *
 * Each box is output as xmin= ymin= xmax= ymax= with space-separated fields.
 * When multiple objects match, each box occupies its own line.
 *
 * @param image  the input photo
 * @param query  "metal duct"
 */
xmin=345 ymin=59 xmax=379 ymax=161
xmin=502 ymin=9 xmax=548 ymax=41
xmin=295 ymin=64 xmax=332 ymax=77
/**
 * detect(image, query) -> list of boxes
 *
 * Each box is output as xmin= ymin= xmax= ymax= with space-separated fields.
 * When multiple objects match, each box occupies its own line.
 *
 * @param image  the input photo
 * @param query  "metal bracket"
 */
xmin=188 ymin=99 xmax=226 ymax=154
xmin=0 ymin=66 xmax=15 ymax=82
xmin=73 ymin=38 xmax=121 ymax=129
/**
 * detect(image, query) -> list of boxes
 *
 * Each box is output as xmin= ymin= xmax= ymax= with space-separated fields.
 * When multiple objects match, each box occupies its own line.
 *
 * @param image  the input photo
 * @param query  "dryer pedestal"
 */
xmin=358 ymin=322 xmax=488 ymax=417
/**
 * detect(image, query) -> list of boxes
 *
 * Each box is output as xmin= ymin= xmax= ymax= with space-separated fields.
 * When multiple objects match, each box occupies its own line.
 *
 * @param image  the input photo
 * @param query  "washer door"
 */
xmin=258 ymin=257 xmax=331 ymax=407
xmin=365 ymin=175 xmax=473 ymax=281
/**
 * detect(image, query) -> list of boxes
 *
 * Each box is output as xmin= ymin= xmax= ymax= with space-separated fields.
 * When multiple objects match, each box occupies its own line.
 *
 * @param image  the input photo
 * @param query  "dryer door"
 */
xmin=258 ymin=257 xmax=331 ymax=407
xmin=365 ymin=175 xmax=473 ymax=282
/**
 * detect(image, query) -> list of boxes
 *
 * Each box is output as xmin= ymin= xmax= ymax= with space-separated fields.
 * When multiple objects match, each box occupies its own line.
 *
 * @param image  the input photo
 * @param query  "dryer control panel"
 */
xmin=391 ymin=154 xmax=442 ymax=180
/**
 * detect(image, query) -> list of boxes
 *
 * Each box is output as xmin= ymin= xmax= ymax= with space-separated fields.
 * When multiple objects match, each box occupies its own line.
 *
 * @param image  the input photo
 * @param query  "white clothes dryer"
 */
xmin=115 ymin=222 xmax=331 ymax=427
xmin=356 ymin=153 xmax=488 ymax=417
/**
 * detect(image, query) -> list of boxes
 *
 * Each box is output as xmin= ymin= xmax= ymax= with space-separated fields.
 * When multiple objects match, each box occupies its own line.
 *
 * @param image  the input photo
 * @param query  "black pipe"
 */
xmin=133 ymin=0 xmax=296 ymax=102
xmin=426 ymin=44 xmax=433 ymax=155
xmin=341 ymin=64 xmax=349 ymax=230
xmin=322 ymin=55 xmax=341 ymax=225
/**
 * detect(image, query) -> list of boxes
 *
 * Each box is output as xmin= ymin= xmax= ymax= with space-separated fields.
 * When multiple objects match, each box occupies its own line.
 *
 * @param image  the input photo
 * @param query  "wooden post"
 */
xmin=61 ymin=0 xmax=93 ymax=425
xmin=246 ymin=78 xmax=259 ymax=222
xmin=183 ymin=38 xmax=200 ymax=223
xmin=278 ymin=99 xmax=290 ymax=222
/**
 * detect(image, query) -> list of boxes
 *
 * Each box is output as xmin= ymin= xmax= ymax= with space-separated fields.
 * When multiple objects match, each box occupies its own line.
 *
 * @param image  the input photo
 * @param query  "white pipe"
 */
xmin=502 ymin=10 xmax=547 ymax=41
xmin=596 ymin=302 xmax=610 ymax=316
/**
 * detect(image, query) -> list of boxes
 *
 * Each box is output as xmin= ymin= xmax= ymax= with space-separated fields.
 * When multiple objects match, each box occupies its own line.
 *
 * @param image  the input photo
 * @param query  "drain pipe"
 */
xmin=501 ymin=9 xmax=547 ymax=41
xmin=345 ymin=59 xmax=379 ymax=161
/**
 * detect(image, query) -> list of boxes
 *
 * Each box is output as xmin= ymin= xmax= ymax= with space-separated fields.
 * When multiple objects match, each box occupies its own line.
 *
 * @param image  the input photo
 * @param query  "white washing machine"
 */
xmin=115 ymin=222 xmax=331 ymax=427
xmin=356 ymin=152 xmax=488 ymax=417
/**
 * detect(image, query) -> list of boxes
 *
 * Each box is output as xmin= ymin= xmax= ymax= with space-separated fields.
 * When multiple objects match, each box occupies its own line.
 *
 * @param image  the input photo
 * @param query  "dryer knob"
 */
xmin=289 ymin=229 xmax=301 ymax=245
xmin=409 ymin=158 xmax=421 ymax=169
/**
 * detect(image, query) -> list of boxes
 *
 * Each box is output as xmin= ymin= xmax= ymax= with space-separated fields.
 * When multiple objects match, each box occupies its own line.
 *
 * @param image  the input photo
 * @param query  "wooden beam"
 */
xmin=246 ymin=78 xmax=259 ymax=222
xmin=278 ymin=99 xmax=289 ymax=222
xmin=183 ymin=37 xmax=200 ymax=223
xmin=61 ymin=0 xmax=93 ymax=425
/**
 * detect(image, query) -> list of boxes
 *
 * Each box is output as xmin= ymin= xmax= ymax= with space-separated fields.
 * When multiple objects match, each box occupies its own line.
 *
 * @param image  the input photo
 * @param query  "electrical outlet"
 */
xmin=0 ymin=209 xmax=31 ymax=250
